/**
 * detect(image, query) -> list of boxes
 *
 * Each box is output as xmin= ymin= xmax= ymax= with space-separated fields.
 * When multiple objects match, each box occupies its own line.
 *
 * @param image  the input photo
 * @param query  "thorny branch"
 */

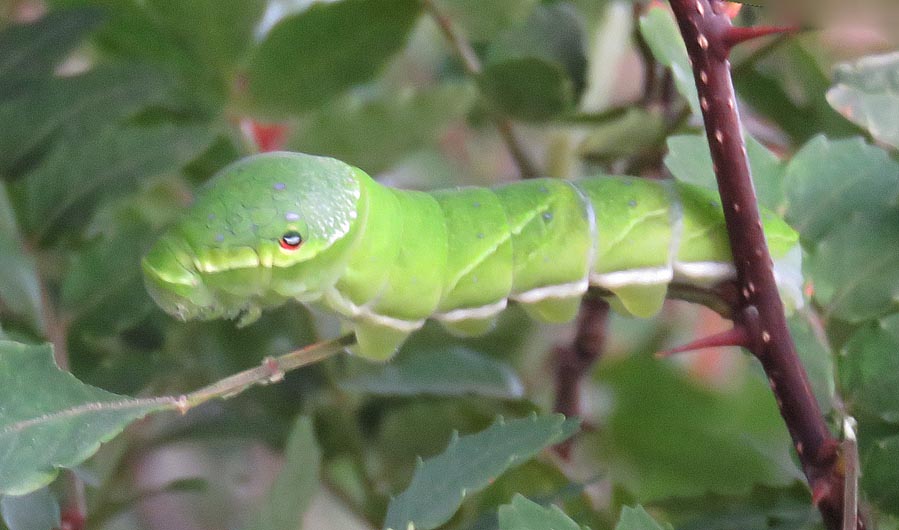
xmin=667 ymin=1 xmax=861 ymax=529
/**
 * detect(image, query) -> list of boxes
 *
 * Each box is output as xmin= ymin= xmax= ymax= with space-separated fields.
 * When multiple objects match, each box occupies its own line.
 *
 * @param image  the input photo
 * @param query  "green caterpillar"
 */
xmin=143 ymin=152 xmax=800 ymax=361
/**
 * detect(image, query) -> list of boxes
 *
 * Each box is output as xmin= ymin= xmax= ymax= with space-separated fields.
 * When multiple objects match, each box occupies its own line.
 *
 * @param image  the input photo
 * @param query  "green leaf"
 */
xmin=21 ymin=122 xmax=213 ymax=239
xmin=0 ymin=488 xmax=60 ymax=530
xmin=245 ymin=416 xmax=320 ymax=530
xmin=340 ymin=344 xmax=522 ymax=399
xmin=144 ymin=0 xmax=265 ymax=75
xmin=664 ymin=133 xmax=786 ymax=210
xmin=784 ymin=135 xmax=899 ymax=243
xmin=578 ymin=108 xmax=666 ymax=163
xmin=0 ymin=236 xmax=42 ymax=335
xmin=50 ymin=0 xmax=197 ymax=80
xmin=382 ymin=414 xmax=579 ymax=530
xmin=478 ymin=57 xmax=574 ymax=122
xmin=485 ymin=3 xmax=587 ymax=93
xmin=734 ymin=42 xmax=860 ymax=143
xmin=841 ymin=314 xmax=899 ymax=423
xmin=498 ymin=494 xmax=584 ymax=530
xmin=860 ymin=433 xmax=899 ymax=517
xmin=51 ymin=0 xmax=262 ymax=98
xmin=827 ymin=51 xmax=899 ymax=150
xmin=806 ymin=211 xmax=899 ymax=322
xmin=0 ymin=7 xmax=104 ymax=98
xmin=787 ymin=314 xmax=835 ymax=415
xmin=651 ymin=483 xmax=818 ymax=530
xmin=0 ymin=341 xmax=170 ymax=495
xmin=638 ymin=7 xmax=699 ymax=115
xmin=614 ymin=505 xmax=669 ymax=530
xmin=0 ymin=64 xmax=180 ymax=177
xmin=372 ymin=400 xmax=507 ymax=489
xmin=290 ymin=83 xmax=476 ymax=174
xmin=432 ymin=0 xmax=539 ymax=41
xmin=0 ymin=182 xmax=16 ymax=238
xmin=60 ymin=219 xmax=155 ymax=334
xmin=473 ymin=460 xmax=598 ymax=528
xmin=0 ymin=185 xmax=42 ymax=333
xmin=247 ymin=0 xmax=422 ymax=116
xmin=594 ymin=354 xmax=800 ymax=501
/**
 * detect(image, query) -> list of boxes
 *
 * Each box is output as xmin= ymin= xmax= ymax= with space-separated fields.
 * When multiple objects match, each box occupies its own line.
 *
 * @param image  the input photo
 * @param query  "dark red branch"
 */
xmin=666 ymin=2 xmax=861 ymax=529
xmin=553 ymin=293 xmax=610 ymax=458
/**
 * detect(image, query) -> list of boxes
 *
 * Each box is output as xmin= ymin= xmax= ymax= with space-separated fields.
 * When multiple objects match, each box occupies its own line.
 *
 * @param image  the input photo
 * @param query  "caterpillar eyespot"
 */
xmin=279 ymin=231 xmax=303 ymax=250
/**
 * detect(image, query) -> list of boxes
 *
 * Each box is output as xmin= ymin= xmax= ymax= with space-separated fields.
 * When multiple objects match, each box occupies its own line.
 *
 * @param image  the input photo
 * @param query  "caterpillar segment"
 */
xmin=143 ymin=152 xmax=801 ymax=361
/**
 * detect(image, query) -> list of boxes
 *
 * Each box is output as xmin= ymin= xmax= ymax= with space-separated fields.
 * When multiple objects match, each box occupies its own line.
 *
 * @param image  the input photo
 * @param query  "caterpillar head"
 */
xmin=142 ymin=152 xmax=364 ymax=326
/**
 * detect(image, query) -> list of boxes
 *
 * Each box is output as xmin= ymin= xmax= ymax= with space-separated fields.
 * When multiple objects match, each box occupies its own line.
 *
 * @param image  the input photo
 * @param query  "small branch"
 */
xmin=176 ymin=334 xmax=354 ymax=411
xmin=422 ymin=0 xmax=541 ymax=179
xmin=552 ymin=292 xmax=610 ymax=458
xmin=21 ymin=240 xmax=86 ymax=526
xmin=633 ymin=2 xmax=659 ymax=105
xmin=667 ymin=1 xmax=860 ymax=528
xmin=422 ymin=0 xmax=481 ymax=76
xmin=595 ymin=281 xmax=736 ymax=319
xmin=18 ymin=238 xmax=90 ymax=530
xmin=55 ymin=336 xmax=354 ymax=421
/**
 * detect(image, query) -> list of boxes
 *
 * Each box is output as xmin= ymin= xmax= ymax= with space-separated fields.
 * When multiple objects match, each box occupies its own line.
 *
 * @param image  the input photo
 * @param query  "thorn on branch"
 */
xmin=723 ymin=25 xmax=802 ymax=51
xmin=655 ymin=325 xmax=748 ymax=357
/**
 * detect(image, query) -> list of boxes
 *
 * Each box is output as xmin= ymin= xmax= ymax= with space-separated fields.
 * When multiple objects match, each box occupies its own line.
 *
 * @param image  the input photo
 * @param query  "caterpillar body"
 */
xmin=143 ymin=152 xmax=800 ymax=361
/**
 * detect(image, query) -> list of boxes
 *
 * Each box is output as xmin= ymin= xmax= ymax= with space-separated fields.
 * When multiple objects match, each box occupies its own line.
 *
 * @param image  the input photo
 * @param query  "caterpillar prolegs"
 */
xmin=143 ymin=152 xmax=801 ymax=361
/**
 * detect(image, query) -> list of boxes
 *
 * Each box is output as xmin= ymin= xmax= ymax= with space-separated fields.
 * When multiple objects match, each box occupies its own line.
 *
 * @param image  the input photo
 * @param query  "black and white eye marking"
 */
xmin=279 ymin=230 xmax=303 ymax=250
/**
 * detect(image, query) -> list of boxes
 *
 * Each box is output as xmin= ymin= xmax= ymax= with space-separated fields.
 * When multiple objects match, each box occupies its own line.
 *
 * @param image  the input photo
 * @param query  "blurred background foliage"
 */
xmin=0 ymin=0 xmax=897 ymax=529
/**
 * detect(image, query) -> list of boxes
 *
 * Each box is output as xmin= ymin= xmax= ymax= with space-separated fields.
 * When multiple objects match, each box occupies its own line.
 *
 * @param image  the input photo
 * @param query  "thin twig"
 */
xmin=422 ymin=0 xmax=541 ymax=179
xmin=666 ymin=2 xmax=860 ymax=528
xmin=177 ymin=334 xmax=354 ymax=410
xmin=9 ymin=336 xmax=354 ymax=432
xmin=23 ymin=239 xmax=89 ymax=528
xmin=633 ymin=2 xmax=658 ymax=105
xmin=552 ymin=292 xmax=610 ymax=458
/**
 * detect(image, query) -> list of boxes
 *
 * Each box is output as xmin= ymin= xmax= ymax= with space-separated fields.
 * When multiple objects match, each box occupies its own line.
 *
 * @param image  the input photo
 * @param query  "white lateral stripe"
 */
xmin=673 ymin=261 xmax=735 ymax=281
xmin=362 ymin=312 xmax=423 ymax=332
xmin=324 ymin=288 xmax=424 ymax=332
xmin=434 ymin=299 xmax=508 ymax=322
xmin=513 ymin=280 xmax=589 ymax=303
xmin=590 ymin=267 xmax=673 ymax=288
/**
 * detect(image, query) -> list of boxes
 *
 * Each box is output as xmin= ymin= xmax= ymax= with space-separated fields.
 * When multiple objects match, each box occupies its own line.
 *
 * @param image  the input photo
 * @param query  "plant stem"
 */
xmin=553 ymin=291 xmax=610 ymax=458
xmin=422 ymin=0 xmax=541 ymax=179
xmin=178 ymin=334 xmax=354 ymax=410
xmin=666 ymin=2 xmax=860 ymax=528
xmin=24 ymin=239 xmax=89 ymax=527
